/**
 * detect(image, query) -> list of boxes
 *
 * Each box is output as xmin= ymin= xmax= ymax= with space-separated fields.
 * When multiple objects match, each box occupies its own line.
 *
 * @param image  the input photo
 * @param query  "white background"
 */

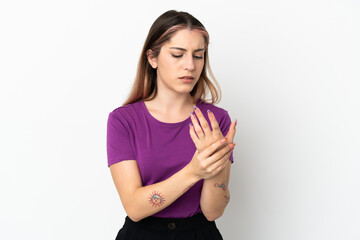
xmin=1 ymin=0 xmax=359 ymax=239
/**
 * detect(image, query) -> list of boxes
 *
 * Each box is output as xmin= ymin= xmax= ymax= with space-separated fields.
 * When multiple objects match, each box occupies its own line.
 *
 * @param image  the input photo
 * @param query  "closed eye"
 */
xmin=172 ymin=54 xmax=182 ymax=58
xmin=171 ymin=54 xmax=204 ymax=59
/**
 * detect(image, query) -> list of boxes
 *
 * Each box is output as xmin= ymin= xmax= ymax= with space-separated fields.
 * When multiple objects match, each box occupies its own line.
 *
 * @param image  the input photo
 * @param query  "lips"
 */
xmin=179 ymin=76 xmax=194 ymax=80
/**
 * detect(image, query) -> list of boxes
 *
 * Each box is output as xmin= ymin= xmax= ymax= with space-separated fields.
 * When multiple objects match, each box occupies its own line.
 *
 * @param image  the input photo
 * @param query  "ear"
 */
xmin=147 ymin=49 xmax=158 ymax=69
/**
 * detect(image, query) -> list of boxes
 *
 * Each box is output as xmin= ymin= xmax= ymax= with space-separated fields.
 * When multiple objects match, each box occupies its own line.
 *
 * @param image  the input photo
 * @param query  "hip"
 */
xmin=115 ymin=212 xmax=223 ymax=240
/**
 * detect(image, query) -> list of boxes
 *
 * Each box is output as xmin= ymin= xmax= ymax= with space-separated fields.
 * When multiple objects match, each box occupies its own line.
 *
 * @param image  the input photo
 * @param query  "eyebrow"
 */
xmin=169 ymin=47 xmax=205 ymax=52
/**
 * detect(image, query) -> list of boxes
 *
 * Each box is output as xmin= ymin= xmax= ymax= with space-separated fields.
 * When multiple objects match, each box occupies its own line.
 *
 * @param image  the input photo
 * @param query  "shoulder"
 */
xmin=110 ymin=100 xmax=142 ymax=118
xmin=107 ymin=100 xmax=143 ymax=128
xmin=109 ymin=100 xmax=142 ymax=119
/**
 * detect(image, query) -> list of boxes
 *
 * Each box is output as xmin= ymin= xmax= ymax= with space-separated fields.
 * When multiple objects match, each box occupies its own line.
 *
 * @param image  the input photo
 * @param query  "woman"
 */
xmin=107 ymin=10 xmax=237 ymax=240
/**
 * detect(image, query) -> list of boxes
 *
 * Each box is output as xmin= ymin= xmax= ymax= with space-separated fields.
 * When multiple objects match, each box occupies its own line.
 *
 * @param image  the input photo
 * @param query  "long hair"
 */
xmin=122 ymin=10 xmax=221 ymax=106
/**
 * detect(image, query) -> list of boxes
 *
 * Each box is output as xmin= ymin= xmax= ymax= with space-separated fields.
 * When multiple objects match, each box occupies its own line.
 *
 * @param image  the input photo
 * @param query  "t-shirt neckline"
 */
xmin=140 ymin=99 xmax=200 ymax=128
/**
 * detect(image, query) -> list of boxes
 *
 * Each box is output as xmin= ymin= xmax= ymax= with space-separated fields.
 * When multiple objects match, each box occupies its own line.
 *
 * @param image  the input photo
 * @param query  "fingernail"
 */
xmin=189 ymin=123 xmax=193 ymax=127
xmin=193 ymin=106 xmax=197 ymax=111
xmin=207 ymin=109 xmax=212 ymax=114
xmin=235 ymin=119 xmax=238 ymax=126
xmin=190 ymin=112 xmax=194 ymax=116
xmin=220 ymin=137 xmax=227 ymax=143
xmin=229 ymin=143 xmax=236 ymax=149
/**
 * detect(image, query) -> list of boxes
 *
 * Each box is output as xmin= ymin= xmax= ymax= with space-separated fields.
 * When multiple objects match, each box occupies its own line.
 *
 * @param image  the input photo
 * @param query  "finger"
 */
xmin=208 ymin=151 xmax=232 ymax=175
xmin=213 ymin=157 xmax=231 ymax=176
xmin=213 ymin=141 xmax=231 ymax=153
xmin=208 ymin=143 xmax=235 ymax=165
xmin=193 ymin=106 xmax=212 ymax=136
xmin=190 ymin=111 xmax=205 ymax=139
xmin=207 ymin=109 xmax=223 ymax=138
xmin=189 ymin=123 xmax=200 ymax=146
xmin=225 ymin=120 xmax=237 ymax=143
xmin=200 ymin=137 xmax=229 ymax=158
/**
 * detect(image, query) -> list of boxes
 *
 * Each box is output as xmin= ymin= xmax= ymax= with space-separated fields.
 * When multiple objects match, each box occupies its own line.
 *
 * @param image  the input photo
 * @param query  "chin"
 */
xmin=176 ymin=86 xmax=195 ymax=94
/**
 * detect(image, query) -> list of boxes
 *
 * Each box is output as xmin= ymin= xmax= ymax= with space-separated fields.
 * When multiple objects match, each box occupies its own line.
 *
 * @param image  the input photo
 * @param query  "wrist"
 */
xmin=183 ymin=163 xmax=202 ymax=183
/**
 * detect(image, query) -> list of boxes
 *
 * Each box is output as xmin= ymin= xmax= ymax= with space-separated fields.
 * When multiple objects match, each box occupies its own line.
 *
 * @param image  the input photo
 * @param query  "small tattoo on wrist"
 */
xmin=214 ymin=182 xmax=227 ymax=191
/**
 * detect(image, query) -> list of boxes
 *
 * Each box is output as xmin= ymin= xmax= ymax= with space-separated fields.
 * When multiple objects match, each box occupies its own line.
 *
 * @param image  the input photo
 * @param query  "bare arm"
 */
xmin=110 ymin=160 xmax=199 ymax=222
xmin=109 ymin=139 xmax=233 ymax=222
xmin=189 ymin=107 xmax=237 ymax=221
xmin=200 ymin=160 xmax=231 ymax=221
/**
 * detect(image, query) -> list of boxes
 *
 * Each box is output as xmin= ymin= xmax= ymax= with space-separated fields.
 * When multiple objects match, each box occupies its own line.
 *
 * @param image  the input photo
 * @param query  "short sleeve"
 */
xmin=218 ymin=111 xmax=234 ymax=163
xmin=106 ymin=112 xmax=135 ymax=167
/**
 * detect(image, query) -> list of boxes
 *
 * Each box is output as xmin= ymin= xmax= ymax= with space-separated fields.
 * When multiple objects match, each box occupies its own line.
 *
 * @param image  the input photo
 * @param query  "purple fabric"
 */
xmin=106 ymin=99 xmax=233 ymax=218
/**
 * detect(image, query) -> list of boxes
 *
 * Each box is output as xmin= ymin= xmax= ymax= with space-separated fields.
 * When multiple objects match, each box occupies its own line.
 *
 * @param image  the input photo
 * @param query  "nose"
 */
xmin=183 ymin=55 xmax=195 ymax=71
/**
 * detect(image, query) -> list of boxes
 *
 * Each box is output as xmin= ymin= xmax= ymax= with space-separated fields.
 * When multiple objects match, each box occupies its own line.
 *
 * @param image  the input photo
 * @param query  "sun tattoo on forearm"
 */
xmin=148 ymin=191 xmax=165 ymax=207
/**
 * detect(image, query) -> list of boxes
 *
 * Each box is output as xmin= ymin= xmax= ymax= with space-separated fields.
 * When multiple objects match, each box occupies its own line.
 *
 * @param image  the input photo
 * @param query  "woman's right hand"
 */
xmin=187 ymin=138 xmax=235 ymax=180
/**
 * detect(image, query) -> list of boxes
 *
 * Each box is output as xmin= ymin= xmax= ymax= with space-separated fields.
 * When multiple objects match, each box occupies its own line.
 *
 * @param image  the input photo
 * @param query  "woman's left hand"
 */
xmin=189 ymin=107 xmax=236 ymax=152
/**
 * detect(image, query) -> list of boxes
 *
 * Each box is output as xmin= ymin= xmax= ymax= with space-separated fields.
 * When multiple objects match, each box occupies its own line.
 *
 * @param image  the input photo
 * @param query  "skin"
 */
xmin=109 ymin=28 xmax=237 ymax=222
xmin=189 ymin=105 xmax=236 ymax=220
xmin=145 ymin=29 xmax=205 ymax=122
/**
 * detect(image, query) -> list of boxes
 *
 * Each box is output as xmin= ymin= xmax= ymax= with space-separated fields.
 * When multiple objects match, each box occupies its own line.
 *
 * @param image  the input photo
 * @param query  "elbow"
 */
xmin=127 ymin=214 xmax=142 ymax=223
xmin=202 ymin=210 xmax=224 ymax=222
xmin=126 ymin=211 xmax=146 ymax=222
xmin=124 ymin=205 xmax=145 ymax=222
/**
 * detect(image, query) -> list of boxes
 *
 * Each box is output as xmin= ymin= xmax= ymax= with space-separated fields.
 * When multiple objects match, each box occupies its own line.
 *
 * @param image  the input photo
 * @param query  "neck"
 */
xmin=148 ymin=92 xmax=194 ymax=113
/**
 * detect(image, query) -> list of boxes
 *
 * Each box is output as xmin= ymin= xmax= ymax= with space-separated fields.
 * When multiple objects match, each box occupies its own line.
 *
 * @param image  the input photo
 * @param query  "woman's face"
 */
xmin=149 ymin=29 xmax=206 ymax=96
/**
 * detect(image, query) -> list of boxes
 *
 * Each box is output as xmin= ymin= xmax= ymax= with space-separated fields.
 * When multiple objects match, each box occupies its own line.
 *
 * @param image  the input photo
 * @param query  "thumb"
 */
xmin=225 ymin=119 xmax=237 ymax=142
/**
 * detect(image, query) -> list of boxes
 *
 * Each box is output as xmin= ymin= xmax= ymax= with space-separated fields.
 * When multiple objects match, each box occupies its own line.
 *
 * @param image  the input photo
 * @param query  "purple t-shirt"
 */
xmin=106 ymin=99 xmax=233 ymax=218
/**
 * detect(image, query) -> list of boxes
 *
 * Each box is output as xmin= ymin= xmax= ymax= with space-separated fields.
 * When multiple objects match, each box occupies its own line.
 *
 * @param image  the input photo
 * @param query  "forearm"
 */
xmin=200 ymin=160 xmax=231 ymax=221
xmin=127 ymin=165 xmax=200 ymax=222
